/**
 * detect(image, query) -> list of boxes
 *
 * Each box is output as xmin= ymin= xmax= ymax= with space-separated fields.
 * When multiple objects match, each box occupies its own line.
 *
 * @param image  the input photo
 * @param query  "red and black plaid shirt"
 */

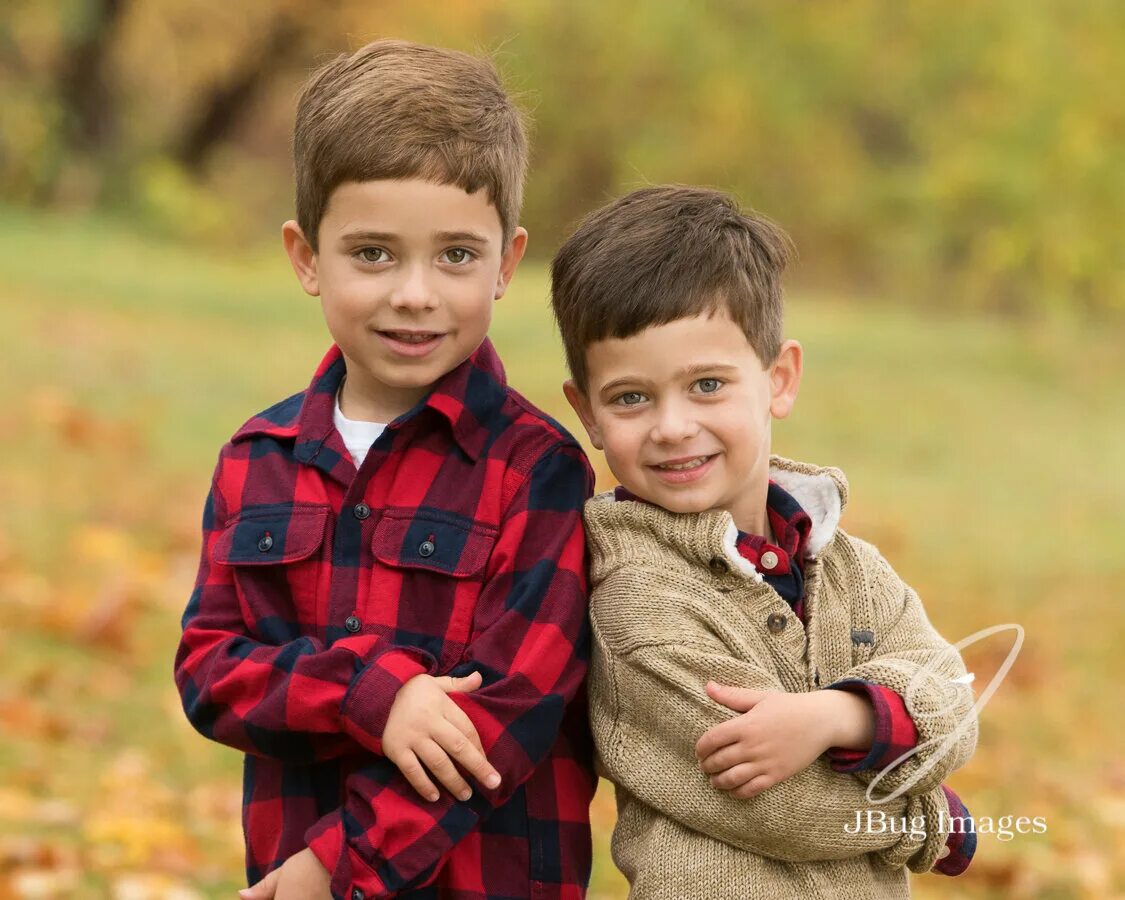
xmin=616 ymin=480 xmax=975 ymax=875
xmin=174 ymin=341 xmax=596 ymax=900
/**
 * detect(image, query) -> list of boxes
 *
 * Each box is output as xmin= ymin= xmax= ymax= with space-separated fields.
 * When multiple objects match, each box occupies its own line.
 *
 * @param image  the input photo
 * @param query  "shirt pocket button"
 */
xmin=418 ymin=539 xmax=436 ymax=558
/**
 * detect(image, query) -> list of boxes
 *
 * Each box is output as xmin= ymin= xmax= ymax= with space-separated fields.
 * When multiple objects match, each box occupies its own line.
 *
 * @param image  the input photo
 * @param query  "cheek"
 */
xmin=599 ymin=423 xmax=643 ymax=467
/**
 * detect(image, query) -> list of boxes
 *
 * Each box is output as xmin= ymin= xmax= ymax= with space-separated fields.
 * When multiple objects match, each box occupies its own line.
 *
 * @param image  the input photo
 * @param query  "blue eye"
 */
xmin=618 ymin=392 xmax=646 ymax=406
xmin=696 ymin=378 xmax=722 ymax=394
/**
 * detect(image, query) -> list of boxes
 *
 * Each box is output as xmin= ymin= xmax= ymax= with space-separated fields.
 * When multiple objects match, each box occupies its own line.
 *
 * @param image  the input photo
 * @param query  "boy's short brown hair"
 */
xmin=294 ymin=39 xmax=528 ymax=250
xmin=550 ymin=186 xmax=794 ymax=391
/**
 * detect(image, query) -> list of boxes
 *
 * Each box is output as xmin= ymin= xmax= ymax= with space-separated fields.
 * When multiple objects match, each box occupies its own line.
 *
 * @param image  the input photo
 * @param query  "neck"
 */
xmin=338 ymin=368 xmax=427 ymax=424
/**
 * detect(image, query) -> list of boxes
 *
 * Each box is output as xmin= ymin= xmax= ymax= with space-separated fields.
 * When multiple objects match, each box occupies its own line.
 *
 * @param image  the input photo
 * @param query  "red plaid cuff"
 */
xmin=933 ymin=785 xmax=977 ymax=875
xmin=306 ymin=812 xmax=391 ymax=899
xmin=340 ymin=647 xmax=436 ymax=755
xmin=824 ymin=680 xmax=918 ymax=772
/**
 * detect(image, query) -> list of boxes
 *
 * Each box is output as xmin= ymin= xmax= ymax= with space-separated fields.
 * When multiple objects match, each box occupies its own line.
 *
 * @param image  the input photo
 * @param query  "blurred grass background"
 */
xmin=1 ymin=1 xmax=1124 ymax=897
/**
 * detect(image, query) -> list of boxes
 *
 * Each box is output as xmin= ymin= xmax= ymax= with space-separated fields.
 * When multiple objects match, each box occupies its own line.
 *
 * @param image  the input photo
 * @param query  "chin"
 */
xmin=653 ymin=492 xmax=715 ymax=515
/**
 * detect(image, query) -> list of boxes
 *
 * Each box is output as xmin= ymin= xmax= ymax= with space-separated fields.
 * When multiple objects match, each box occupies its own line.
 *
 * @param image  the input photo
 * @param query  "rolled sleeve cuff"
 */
xmin=339 ymin=647 xmax=436 ymax=755
xmin=306 ymin=812 xmax=389 ymax=900
xmin=825 ymin=679 xmax=919 ymax=773
xmin=933 ymin=785 xmax=977 ymax=875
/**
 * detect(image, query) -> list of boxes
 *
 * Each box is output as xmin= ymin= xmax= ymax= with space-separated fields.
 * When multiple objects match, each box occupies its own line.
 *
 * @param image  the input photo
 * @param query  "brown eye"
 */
xmin=443 ymin=247 xmax=472 ymax=264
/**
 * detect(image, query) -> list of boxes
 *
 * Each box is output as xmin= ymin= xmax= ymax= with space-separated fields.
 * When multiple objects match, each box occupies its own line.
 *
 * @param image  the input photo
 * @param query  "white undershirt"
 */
xmin=333 ymin=391 xmax=386 ymax=467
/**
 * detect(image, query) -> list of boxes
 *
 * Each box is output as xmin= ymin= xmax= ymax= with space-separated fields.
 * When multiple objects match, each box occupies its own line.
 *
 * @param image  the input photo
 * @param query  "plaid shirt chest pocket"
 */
xmin=212 ymin=503 xmax=331 ymax=633
xmin=369 ymin=511 xmax=498 ymax=670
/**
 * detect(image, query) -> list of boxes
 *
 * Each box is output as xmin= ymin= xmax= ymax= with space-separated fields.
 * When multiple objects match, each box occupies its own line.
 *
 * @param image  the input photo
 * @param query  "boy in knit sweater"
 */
xmin=549 ymin=186 xmax=979 ymax=899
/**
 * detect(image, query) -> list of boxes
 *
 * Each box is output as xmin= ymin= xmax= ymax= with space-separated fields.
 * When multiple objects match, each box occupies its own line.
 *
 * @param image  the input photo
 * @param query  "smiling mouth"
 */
xmin=378 ymin=330 xmax=444 ymax=343
xmin=652 ymin=455 xmax=715 ymax=471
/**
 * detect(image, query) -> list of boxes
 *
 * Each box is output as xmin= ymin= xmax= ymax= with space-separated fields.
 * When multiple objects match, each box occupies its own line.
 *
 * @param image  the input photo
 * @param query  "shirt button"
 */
xmin=760 ymin=550 xmax=779 ymax=570
xmin=418 ymin=540 xmax=436 ymax=558
xmin=353 ymin=503 xmax=371 ymax=520
xmin=257 ymin=534 xmax=273 ymax=552
xmin=345 ymin=615 xmax=362 ymax=633
xmin=351 ymin=890 xmax=366 ymax=900
xmin=937 ymin=845 xmax=951 ymax=860
xmin=708 ymin=556 xmax=729 ymax=575
xmin=767 ymin=612 xmax=788 ymax=634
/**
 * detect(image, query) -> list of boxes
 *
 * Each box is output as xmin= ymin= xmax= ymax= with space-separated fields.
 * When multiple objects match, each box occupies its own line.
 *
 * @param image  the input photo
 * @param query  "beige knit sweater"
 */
xmin=585 ymin=456 xmax=978 ymax=900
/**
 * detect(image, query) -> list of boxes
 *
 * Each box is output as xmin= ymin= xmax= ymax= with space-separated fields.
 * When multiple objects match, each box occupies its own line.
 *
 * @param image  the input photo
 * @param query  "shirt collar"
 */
xmin=232 ymin=339 xmax=509 ymax=464
xmin=613 ymin=479 xmax=813 ymax=560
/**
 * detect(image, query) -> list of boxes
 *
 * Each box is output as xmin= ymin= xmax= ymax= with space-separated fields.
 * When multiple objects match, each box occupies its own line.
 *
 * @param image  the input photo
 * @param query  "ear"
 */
xmin=282 ymin=220 xmax=320 ymax=296
xmin=563 ymin=379 xmax=603 ymax=450
xmin=494 ymin=227 xmax=528 ymax=300
xmin=768 ymin=339 xmax=803 ymax=420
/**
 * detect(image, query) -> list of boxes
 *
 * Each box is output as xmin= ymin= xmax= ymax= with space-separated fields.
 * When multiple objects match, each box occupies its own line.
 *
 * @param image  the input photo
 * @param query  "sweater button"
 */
xmin=766 ymin=613 xmax=788 ymax=634
xmin=760 ymin=550 xmax=779 ymax=570
xmin=345 ymin=615 xmax=362 ymax=633
xmin=708 ymin=556 xmax=729 ymax=575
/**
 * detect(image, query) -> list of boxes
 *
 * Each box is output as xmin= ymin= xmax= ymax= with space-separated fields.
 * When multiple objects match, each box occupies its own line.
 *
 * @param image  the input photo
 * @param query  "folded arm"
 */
xmin=594 ymin=630 xmax=949 ymax=869
xmin=173 ymin=457 xmax=431 ymax=764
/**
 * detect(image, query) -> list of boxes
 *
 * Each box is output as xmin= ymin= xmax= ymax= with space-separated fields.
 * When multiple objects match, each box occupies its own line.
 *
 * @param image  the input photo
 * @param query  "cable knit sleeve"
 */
xmin=825 ymin=538 xmax=978 ymax=798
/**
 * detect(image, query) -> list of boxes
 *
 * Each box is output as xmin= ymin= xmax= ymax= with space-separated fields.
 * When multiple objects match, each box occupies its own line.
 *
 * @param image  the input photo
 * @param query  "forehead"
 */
xmin=584 ymin=311 xmax=763 ymax=386
xmin=320 ymin=177 xmax=502 ymax=238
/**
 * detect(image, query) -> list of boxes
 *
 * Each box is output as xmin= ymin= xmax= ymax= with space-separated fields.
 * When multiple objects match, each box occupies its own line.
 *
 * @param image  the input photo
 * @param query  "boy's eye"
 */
xmin=616 ymin=391 xmax=647 ymax=407
xmin=358 ymin=247 xmax=389 ymax=264
xmin=695 ymin=378 xmax=722 ymax=394
xmin=442 ymin=247 xmax=474 ymax=264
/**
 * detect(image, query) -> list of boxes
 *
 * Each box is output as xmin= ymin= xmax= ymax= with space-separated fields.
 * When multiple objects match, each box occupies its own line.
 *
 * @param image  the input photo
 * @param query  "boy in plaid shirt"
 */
xmin=173 ymin=40 xmax=595 ymax=900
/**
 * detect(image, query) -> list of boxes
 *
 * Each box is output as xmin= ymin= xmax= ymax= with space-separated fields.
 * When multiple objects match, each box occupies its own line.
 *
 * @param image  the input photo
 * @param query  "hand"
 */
xmin=383 ymin=671 xmax=502 ymax=802
xmin=695 ymin=683 xmax=842 ymax=799
xmin=238 ymin=847 xmax=330 ymax=900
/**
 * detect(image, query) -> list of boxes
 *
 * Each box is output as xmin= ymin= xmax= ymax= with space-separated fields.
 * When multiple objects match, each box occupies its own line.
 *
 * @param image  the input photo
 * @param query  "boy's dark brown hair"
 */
xmin=294 ymin=39 xmax=528 ymax=250
xmin=550 ymin=186 xmax=794 ymax=391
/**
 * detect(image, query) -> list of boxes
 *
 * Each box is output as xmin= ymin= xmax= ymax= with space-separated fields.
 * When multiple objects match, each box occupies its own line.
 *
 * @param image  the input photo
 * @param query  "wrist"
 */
xmin=817 ymin=689 xmax=875 ymax=750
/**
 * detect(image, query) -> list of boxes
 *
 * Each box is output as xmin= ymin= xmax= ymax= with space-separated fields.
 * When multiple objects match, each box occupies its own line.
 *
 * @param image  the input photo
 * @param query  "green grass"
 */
xmin=1 ymin=205 xmax=1123 ymax=897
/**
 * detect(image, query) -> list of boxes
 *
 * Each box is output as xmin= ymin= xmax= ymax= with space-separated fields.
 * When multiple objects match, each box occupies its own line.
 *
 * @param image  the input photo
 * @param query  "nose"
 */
xmin=389 ymin=262 xmax=438 ymax=313
xmin=648 ymin=397 xmax=700 ymax=445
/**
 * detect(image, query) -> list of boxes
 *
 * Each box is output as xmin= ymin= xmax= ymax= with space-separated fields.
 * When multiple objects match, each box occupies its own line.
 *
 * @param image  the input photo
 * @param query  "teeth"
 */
xmin=387 ymin=332 xmax=436 ymax=343
xmin=658 ymin=456 xmax=709 ymax=471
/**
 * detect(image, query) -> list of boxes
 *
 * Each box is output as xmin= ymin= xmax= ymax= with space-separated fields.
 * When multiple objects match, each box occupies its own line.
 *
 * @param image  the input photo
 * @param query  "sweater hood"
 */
xmin=583 ymin=455 xmax=848 ymax=585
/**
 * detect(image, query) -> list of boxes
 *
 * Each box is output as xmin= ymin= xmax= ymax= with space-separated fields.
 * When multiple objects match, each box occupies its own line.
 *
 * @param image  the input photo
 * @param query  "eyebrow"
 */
xmin=433 ymin=230 xmax=490 ymax=245
xmin=339 ymin=229 xmax=490 ymax=245
xmin=598 ymin=363 xmax=739 ymax=399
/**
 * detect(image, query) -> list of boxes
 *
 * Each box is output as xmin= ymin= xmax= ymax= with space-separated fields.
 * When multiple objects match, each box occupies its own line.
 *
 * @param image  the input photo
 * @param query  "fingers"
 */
xmin=699 ymin=742 xmax=752 ymax=775
xmin=731 ymin=773 xmax=776 ymax=800
xmin=708 ymin=761 xmax=761 ymax=791
xmin=434 ymin=718 xmax=501 ymax=790
xmin=390 ymin=748 xmax=440 ymax=802
xmin=435 ymin=670 xmax=483 ymax=693
xmin=442 ymin=697 xmax=485 ymax=755
xmin=416 ymin=736 xmax=473 ymax=801
xmin=706 ymin=681 xmax=767 ymax=713
xmin=239 ymin=867 xmax=282 ymax=900
xmin=695 ymin=718 xmax=743 ymax=759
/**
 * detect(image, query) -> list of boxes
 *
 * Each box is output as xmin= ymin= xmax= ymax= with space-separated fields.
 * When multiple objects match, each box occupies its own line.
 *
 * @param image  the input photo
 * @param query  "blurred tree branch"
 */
xmin=173 ymin=13 xmax=305 ymax=173
xmin=56 ymin=0 xmax=126 ymax=160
